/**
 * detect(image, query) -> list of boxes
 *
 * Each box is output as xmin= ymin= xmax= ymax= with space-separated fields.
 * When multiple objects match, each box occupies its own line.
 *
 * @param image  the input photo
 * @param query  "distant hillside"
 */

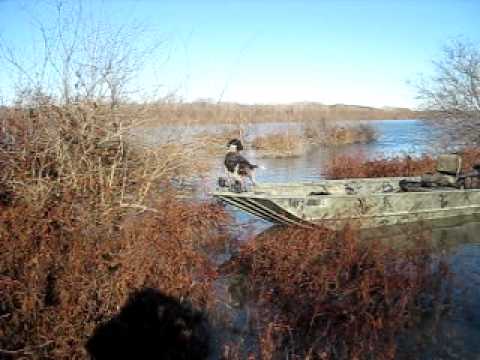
xmin=0 ymin=102 xmax=421 ymax=126
xmin=137 ymin=101 xmax=420 ymax=124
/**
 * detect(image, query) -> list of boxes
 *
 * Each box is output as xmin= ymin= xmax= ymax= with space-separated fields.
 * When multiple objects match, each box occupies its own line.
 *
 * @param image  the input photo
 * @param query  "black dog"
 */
xmin=86 ymin=288 xmax=210 ymax=360
xmin=224 ymin=139 xmax=258 ymax=191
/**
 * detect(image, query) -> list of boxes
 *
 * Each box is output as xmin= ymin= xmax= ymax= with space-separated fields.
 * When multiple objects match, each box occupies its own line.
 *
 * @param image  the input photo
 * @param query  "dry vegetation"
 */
xmin=247 ymin=121 xmax=378 ymax=159
xmin=0 ymin=104 xmax=456 ymax=359
xmin=223 ymin=226 xmax=447 ymax=359
xmin=0 ymin=3 xmax=241 ymax=355
xmin=251 ymin=133 xmax=308 ymax=158
xmin=321 ymin=124 xmax=377 ymax=145
xmin=325 ymin=148 xmax=480 ymax=179
xmin=304 ymin=121 xmax=378 ymax=146
xmin=0 ymin=103 xmax=231 ymax=358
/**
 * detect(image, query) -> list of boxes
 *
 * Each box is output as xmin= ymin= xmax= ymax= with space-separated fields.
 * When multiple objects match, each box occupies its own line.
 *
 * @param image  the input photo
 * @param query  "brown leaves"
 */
xmin=230 ymin=225 xmax=446 ymax=359
xmin=325 ymin=148 xmax=480 ymax=180
xmin=0 ymin=192 xmax=230 ymax=358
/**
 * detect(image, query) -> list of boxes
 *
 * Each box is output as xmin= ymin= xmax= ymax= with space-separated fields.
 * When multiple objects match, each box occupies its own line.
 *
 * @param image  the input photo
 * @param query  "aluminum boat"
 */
xmin=213 ymin=155 xmax=480 ymax=228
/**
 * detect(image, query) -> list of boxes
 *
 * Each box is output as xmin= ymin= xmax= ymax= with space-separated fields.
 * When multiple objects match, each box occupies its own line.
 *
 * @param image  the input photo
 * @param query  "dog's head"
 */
xmin=226 ymin=138 xmax=243 ymax=151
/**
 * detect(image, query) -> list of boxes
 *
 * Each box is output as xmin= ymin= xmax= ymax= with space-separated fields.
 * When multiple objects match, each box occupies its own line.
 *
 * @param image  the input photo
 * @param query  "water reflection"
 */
xmin=391 ymin=216 xmax=480 ymax=359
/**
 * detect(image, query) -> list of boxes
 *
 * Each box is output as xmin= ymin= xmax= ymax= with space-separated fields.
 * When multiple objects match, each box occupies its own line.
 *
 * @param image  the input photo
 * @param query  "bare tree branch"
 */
xmin=415 ymin=39 xmax=480 ymax=143
xmin=0 ymin=0 xmax=165 ymax=106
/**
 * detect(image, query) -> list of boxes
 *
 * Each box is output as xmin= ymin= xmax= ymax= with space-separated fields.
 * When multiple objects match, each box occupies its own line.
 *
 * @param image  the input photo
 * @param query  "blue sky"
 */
xmin=0 ymin=0 xmax=479 ymax=108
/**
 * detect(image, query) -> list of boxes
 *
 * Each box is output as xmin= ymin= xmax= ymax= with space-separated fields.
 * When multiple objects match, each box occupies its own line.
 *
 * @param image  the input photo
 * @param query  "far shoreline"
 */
xmin=115 ymin=101 xmax=423 ymax=125
xmin=0 ymin=101 xmax=428 ymax=128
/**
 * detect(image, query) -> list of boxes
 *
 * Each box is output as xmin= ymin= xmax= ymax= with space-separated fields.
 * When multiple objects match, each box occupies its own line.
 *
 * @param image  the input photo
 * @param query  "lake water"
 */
xmin=193 ymin=119 xmax=440 ymax=183
xmin=137 ymin=119 xmax=443 ymax=182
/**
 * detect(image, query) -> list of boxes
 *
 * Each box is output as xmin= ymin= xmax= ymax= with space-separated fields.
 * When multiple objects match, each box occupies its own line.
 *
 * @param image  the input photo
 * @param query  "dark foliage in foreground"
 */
xmin=86 ymin=288 xmax=210 ymax=360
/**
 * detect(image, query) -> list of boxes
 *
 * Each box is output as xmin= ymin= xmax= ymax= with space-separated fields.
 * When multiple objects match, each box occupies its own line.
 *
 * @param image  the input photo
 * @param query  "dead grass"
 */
xmin=246 ymin=123 xmax=377 ymax=159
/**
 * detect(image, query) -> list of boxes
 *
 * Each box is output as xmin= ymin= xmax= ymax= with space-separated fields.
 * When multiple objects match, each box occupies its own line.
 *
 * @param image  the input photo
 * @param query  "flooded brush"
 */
xmin=228 ymin=225 xmax=449 ymax=360
xmin=327 ymin=125 xmax=372 ymax=145
xmin=0 ymin=104 xmax=210 ymax=212
xmin=326 ymin=153 xmax=436 ymax=179
xmin=250 ymin=133 xmax=308 ymax=158
xmin=306 ymin=123 xmax=378 ymax=146
xmin=325 ymin=148 xmax=480 ymax=180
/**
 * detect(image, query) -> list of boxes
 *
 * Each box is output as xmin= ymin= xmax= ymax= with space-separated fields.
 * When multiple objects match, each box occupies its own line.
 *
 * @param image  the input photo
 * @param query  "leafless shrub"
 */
xmin=226 ymin=226 xmax=448 ymax=359
xmin=0 ymin=0 xmax=164 ymax=106
xmin=0 ymin=103 xmax=206 ymax=214
xmin=416 ymin=39 xmax=480 ymax=143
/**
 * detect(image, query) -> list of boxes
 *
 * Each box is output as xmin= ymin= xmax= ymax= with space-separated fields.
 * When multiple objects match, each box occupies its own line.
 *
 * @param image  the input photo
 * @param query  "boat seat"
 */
xmin=401 ymin=154 xmax=463 ymax=192
xmin=420 ymin=154 xmax=462 ymax=188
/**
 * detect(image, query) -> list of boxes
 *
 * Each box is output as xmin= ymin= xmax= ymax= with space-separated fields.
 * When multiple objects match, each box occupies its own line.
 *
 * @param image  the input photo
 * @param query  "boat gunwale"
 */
xmin=254 ymin=176 xmax=422 ymax=187
xmin=213 ymin=187 xmax=480 ymax=201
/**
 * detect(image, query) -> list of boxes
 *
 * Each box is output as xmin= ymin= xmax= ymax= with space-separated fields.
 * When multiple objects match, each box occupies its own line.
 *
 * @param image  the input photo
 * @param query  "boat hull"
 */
xmin=213 ymin=177 xmax=480 ymax=229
